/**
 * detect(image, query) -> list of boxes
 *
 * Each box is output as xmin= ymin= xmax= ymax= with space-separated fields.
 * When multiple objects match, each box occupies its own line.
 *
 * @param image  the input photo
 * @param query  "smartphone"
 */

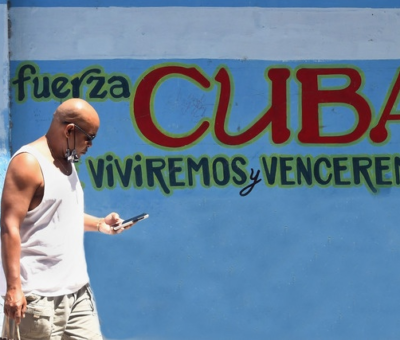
xmin=113 ymin=213 xmax=149 ymax=231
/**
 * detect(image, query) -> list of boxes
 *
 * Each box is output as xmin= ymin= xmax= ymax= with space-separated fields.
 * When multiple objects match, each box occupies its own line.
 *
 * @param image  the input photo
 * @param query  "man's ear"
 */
xmin=64 ymin=123 xmax=74 ymax=138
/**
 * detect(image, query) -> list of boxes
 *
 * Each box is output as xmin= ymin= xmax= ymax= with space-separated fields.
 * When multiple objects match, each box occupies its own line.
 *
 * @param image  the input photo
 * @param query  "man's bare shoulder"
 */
xmin=1 ymin=147 xmax=46 ymax=221
xmin=6 ymin=151 xmax=43 ymax=189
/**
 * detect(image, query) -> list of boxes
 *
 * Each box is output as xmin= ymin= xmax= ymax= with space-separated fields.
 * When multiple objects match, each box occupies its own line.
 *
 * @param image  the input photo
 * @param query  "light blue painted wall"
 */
xmin=4 ymin=1 xmax=400 ymax=340
xmin=8 ymin=0 xmax=399 ymax=7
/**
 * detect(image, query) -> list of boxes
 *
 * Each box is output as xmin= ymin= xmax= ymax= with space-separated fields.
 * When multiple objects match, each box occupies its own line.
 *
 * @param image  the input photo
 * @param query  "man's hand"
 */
xmin=104 ymin=212 xmax=132 ymax=234
xmin=87 ymin=212 xmax=136 ymax=234
xmin=104 ymin=212 xmax=122 ymax=227
xmin=4 ymin=287 xmax=27 ymax=325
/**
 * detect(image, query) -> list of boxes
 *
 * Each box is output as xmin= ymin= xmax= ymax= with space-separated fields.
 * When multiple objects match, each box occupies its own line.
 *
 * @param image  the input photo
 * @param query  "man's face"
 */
xmin=69 ymin=122 xmax=99 ymax=157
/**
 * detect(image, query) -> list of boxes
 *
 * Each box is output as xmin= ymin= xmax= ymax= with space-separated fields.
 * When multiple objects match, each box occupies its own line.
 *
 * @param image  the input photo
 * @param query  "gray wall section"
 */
xmin=0 ymin=3 xmax=10 ymax=176
xmin=0 ymin=1 xmax=10 ymax=330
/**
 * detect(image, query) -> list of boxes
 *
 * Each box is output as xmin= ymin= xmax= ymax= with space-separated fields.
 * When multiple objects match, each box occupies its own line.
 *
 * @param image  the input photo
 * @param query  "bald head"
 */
xmin=53 ymin=98 xmax=100 ymax=128
xmin=45 ymin=99 xmax=100 ymax=159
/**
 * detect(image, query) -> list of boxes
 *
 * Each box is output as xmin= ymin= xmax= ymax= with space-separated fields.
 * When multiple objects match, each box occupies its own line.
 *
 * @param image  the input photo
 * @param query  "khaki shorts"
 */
xmin=19 ymin=284 xmax=103 ymax=340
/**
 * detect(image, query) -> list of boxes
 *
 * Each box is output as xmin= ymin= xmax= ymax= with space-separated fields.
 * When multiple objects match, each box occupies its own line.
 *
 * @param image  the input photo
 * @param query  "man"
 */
xmin=0 ymin=98 xmax=130 ymax=339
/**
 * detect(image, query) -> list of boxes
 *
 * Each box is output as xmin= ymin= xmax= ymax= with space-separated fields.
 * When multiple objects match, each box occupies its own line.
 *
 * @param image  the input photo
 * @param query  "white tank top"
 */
xmin=2 ymin=145 xmax=89 ymax=296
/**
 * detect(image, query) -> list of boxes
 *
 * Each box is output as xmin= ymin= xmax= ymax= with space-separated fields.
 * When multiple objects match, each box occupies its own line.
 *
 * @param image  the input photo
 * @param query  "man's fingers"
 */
xmin=4 ymin=305 xmax=23 ymax=320
xmin=14 ymin=314 xmax=21 ymax=325
xmin=22 ymin=303 xmax=27 ymax=316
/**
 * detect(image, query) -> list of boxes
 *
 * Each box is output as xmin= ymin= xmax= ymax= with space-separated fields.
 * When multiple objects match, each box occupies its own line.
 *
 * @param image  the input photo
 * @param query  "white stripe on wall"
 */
xmin=9 ymin=7 xmax=400 ymax=61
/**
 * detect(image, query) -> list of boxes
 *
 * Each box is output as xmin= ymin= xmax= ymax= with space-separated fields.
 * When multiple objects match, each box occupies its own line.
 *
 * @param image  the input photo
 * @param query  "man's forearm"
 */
xmin=84 ymin=213 xmax=103 ymax=232
xmin=1 ymin=228 xmax=22 ymax=290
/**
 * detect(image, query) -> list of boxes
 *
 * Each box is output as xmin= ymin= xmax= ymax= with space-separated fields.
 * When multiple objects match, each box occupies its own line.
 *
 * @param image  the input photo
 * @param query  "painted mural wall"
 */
xmin=5 ymin=0 xmax=400 ymax=339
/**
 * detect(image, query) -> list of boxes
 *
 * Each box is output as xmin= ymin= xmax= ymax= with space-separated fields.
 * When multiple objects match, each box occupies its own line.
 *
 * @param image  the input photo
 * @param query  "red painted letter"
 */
xmin=370 ymin=69 xmax=400 ymax=143
xmin=214 ymin=67 xmax=291 ymax=146
xmin=133 ymin=65 xmax=211 ymax=148
xmin=297 ymin=67 xmax=371 ymax=144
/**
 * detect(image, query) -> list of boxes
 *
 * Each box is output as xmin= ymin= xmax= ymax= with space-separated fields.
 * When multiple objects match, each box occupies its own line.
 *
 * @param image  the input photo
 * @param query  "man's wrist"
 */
xmin=96 ymin=218 xmax=105 ymax=232
xmin=6 ymin=281 xmax=22 ymax=291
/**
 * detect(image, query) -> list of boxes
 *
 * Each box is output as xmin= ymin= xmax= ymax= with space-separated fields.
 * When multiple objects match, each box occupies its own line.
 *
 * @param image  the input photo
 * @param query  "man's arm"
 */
xmin=1 ymin=153 xmax=42 ymax=324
